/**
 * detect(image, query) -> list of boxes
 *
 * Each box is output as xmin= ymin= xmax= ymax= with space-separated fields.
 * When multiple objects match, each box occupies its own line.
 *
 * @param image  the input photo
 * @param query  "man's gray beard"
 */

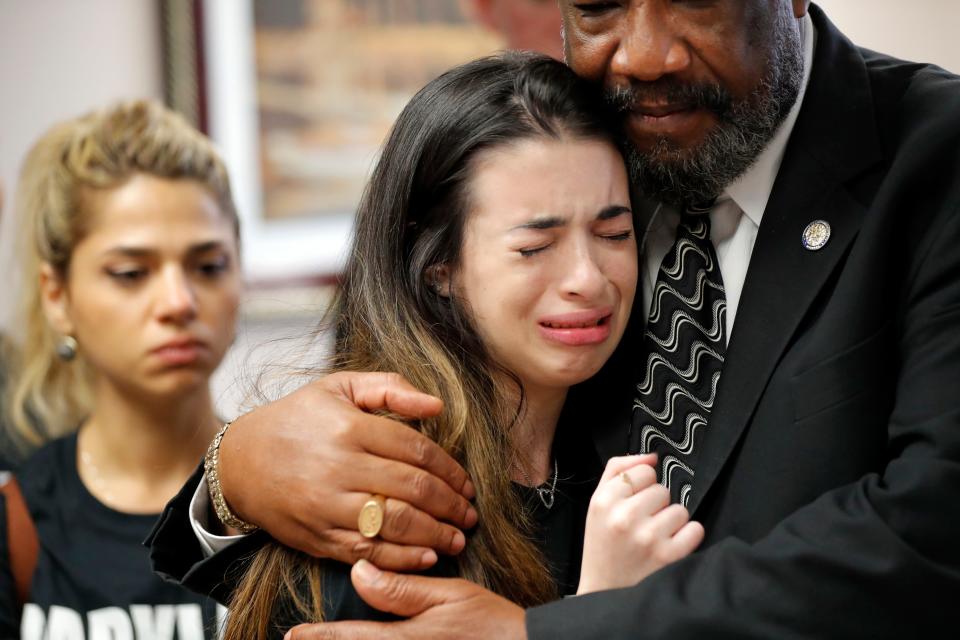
xmin=615 ymin=13 xmax=805 ymax=208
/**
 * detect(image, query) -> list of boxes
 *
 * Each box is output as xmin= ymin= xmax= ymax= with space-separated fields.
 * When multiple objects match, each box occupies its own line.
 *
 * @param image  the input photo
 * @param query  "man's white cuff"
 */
xmin=189 ymin=472 xmax=249 ymax=557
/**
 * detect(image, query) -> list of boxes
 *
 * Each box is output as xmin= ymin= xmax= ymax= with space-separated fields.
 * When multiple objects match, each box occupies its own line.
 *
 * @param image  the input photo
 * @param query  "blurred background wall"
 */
xmin=817 ymin=0 xmax=960 ymax=69
xmin=0 ymin=0 xmax=957 ymax=418
xmin=0 ymin=0 xmax=163 ymax=330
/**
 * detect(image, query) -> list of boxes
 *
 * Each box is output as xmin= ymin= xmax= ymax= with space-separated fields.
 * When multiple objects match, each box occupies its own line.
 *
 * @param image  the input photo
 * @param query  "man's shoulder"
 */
xmin=858 ymin=47 xmax=960 ymax=147
xmin=847 ymin=49 xmax=960 ymax=261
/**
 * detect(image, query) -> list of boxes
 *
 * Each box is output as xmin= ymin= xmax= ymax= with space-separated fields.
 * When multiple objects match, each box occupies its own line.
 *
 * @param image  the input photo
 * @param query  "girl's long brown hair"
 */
xmin=224 ymin=52 xmax=621 ymax=638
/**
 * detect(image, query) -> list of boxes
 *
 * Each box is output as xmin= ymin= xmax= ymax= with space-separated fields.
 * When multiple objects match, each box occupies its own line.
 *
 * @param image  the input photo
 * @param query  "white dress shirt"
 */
xmin=642 ymin=13 xmax=815 ymax=343
xmin=189 ymin=14 xmax=816 ymax=556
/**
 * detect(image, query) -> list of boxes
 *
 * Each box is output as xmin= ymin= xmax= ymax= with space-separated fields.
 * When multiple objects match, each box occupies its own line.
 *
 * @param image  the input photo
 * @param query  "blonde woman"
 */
xmin=0 ymin=100 xmax=241 ymax=639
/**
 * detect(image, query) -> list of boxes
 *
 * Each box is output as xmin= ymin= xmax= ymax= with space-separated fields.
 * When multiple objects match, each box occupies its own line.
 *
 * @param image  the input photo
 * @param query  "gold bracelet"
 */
xmin=204 ymin=421 xmax=259 ymax=534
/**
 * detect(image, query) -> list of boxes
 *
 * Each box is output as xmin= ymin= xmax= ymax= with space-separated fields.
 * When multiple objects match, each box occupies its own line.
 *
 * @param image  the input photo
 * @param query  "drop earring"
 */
xmin=56 ymin=335 xmax=78 ymax=361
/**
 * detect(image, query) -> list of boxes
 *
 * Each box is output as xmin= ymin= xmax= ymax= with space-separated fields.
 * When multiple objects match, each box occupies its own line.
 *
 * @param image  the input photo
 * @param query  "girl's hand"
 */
xmin=577 ymin=454 xmax=705 ymax=595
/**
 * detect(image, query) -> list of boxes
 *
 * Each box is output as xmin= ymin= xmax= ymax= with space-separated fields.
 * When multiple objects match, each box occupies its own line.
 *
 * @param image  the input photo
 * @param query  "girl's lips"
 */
xmin=538 ymin=314 xmax=613 ymax=346
xmin=150 ymin=340 xmax=208 ymax=366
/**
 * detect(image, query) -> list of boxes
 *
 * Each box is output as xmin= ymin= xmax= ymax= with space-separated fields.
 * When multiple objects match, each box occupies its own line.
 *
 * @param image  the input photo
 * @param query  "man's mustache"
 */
xmin=604 ymin=79 xmax=733 ymax=117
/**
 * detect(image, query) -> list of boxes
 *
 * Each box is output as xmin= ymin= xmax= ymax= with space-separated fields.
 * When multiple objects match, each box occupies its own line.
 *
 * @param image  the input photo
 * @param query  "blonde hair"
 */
xmin=6 ymin=99 xmax=239 ymax=454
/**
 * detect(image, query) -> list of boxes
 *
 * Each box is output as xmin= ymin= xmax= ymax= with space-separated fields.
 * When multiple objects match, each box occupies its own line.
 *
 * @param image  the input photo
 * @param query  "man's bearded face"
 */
xmin=561 ymin=1 xmax=806 ymax=207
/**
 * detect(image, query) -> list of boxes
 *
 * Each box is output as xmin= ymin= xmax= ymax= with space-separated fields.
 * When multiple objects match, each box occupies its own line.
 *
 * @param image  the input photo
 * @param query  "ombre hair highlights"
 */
xmin=224 ymin=52 xmax=620 ymax=638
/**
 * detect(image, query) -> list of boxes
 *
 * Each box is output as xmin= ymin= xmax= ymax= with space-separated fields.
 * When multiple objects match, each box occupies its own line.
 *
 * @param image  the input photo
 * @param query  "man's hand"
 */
xmin=284 ymin=561 xmax=527 ymax=640
xmin=218 ymin=372 xmax=478 ymax=571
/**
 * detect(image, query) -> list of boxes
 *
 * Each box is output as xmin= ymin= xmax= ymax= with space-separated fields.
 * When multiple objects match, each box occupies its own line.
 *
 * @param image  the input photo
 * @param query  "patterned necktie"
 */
xmin=632 ymin=202 xmax=727 ymax=507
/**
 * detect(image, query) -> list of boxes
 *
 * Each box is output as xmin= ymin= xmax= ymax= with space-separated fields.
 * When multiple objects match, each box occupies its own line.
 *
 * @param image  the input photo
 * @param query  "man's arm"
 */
xmin=282 ymin=455 xmax=960 ymax=640
xmin=284 ymin=561 xmax=527 ymax=640
xmin=228 ymin=198 xmax=960 ymax=639
xmin=278 ymin=456 xmax=960 ymax=639
xmin=217 ymin=372 xmax=477 ymax=567
xmin=149 ymin=371 xmax=479 ymax=594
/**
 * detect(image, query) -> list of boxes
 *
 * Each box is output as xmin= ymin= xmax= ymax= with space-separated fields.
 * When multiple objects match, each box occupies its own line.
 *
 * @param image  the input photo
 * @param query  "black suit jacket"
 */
xmin=150 ymin=6 xmax=960 ymax=637
xmin=528 ymin=5 xmax=960 ymax=638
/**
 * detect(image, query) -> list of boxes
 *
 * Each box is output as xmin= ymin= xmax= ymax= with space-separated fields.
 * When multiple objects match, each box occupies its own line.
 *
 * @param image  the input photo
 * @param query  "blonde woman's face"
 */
xmin=49 ymin=174 xmax=241 ymax=399
xmin=451 ymin=137 xmax=637 ymax=395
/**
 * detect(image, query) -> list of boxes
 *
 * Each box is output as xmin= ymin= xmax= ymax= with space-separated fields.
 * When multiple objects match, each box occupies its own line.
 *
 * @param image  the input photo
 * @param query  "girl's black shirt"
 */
xmin=0 ymin=432 xmax=223 ymax=639
xmin=270 ymin=419 xmax=603 ymax=637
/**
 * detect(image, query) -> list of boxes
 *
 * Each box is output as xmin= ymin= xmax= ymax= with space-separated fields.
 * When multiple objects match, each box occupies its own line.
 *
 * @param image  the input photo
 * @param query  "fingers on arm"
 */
xmin=668 ymin=520 xmax=706 ymax=559
xmin=599 ymin=483 xmax=702 ymax=563
xmin=356 ymin=418 xmax=477 ymax=512
xmin=349 ymin=561 xmax=475 ymax=618
xmin=378 ymin=498 xmax=466 ymax=554
xmin=285 ymin=620 xmax=393 ymax=640
xmin=634 ymin=503 xmax=703 ymax=564
xmin=301 ymin=483 xmax=467 ymax=557
xmin=622 ymin=480 xmax=671 ymax=516
xmin=307 ymin=528 xmax=440 ymax=571
xmin=318 ymin=381 xmax=474 ymax=504
xmin=598 ymin=454 xmax=659 ymax=484
xmin=284 ymin=565 xmax=507 ymax=640
xmin=590 ymin=463 xmax=658 ymax=511
xmin=332 ymin=371 xmax=444 ymax=419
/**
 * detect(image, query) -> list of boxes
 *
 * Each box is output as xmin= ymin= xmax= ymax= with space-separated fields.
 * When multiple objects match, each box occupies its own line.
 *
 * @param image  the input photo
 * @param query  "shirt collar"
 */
xmin=724 ymin=12 xmax=816 ymax=228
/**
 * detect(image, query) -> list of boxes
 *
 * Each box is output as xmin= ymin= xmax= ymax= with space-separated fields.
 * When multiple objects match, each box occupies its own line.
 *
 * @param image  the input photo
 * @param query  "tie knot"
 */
xmin=685 ymin=199 xmax=716 ymax=215
xmin=680 ymin=199 xmax=716 ymax=237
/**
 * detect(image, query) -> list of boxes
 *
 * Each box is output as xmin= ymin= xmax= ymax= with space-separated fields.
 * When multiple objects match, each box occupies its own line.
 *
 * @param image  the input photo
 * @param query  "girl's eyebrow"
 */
xmin=511 ymin=215 xmax=566 ymax=231
xmin=597 ymin=205 xmax=632 ymax=221
xmin=509 ymin=205 xmax=631 ymax=232
xmin=101 ymin=240 xmax=228 ymax=258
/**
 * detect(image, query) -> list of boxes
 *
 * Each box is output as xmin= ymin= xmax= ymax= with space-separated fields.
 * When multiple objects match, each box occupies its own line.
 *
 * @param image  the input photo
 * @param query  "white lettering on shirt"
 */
xmin=19 ymin=604 xmax=212 ymax=639
xmin=130 ymin=604 xmax=176 ymax=640
xmin=88 ymin=607 xmax=134 ymax=640
xmin=46 ymin=605 xmax=85 ymax=640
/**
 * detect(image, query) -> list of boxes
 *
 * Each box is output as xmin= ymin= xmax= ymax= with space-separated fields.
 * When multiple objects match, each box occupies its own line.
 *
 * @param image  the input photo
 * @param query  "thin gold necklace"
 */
xmin=78 ymin=445 xmax=118 ymax=505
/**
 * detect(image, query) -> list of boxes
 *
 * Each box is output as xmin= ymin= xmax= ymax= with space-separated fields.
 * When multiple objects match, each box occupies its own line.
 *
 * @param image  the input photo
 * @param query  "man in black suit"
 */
xmin=150 ymin=1 xmax=960 ymax=637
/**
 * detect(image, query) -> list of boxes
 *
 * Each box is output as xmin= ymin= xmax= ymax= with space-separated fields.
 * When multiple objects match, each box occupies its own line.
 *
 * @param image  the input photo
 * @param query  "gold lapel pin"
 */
xmin=802 ymin=220 xmax=831 ymax=251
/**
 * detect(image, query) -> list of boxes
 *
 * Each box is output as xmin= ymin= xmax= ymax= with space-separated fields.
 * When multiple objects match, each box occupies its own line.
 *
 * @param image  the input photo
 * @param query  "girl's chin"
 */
xmin=524 ymin=360 xmax=609 ymax=391
xmin=110 ymin=370 xmax=212 ymax=401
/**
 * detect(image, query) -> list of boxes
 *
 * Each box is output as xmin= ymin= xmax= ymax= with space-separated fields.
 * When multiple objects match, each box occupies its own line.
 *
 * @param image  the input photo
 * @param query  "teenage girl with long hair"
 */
xmin=220 ymin=53 xmax=704 ymax=639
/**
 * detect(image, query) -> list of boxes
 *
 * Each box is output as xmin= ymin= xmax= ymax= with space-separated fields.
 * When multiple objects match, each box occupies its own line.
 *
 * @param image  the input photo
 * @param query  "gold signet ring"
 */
xmin=358 ymin=494 xmax=387 ymax=538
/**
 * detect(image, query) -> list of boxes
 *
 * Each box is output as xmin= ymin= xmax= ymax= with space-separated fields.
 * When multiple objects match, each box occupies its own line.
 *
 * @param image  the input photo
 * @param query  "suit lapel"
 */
xmin=688 ymin=6 xmax=882 ymax=515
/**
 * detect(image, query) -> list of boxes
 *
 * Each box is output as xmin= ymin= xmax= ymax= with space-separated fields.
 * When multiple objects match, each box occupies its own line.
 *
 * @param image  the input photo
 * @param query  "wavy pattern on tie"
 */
xmin=634 ymin=372 xmax=721 ymax=421
xmin=632 ymin=209 xmax=727 ymax=507
xmin=641 ymin=413 xmax=706 ymax=456
xmin=645 ymin=302 xmax=726 ymax=351
xmin=647 ymin=268 xmax=725 ymax=323
xmin=635 ymin=342 xmax=725 ymax=395
xmin=659 ymin=238 xmax=715 ymax=279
